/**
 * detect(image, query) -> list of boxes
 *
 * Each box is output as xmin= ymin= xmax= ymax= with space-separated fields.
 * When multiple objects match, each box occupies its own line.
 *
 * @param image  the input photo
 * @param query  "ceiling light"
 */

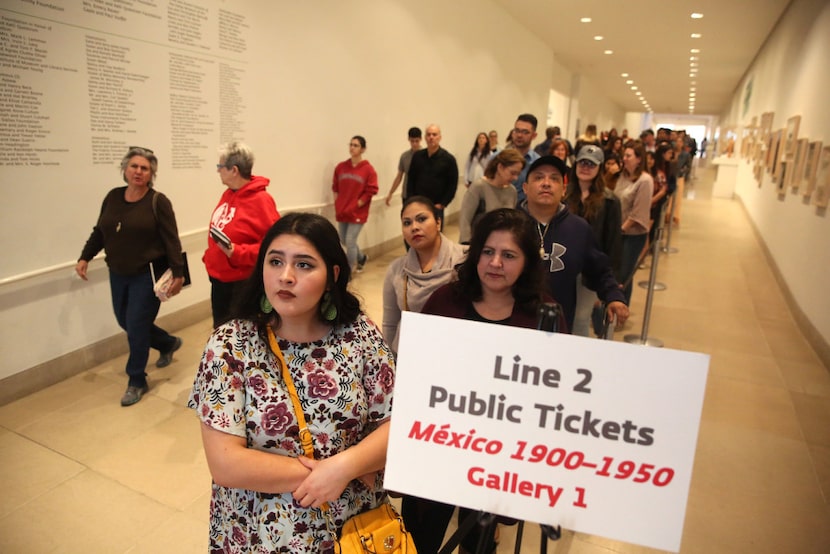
xmin=635 ymin=91 xmax=642 ymax=96
xmin=604 ymin=50 xmax=613 ymax=55
xmin=691 ymin=13 xmax=704 ymax=19
xmin=594 ymin=35 xmax=603 ymax=40
xmin=626 ymin=79 xmax=634 ymax=84
xmin=690 ymin=48 xmax=700 ymax=53
xmin=621 ymin=72 xmax=629 ymax=78
xmin=690 ymin=62 xmax=698 ymax=67
xmin=631 ymin=86 xmax=638 ymax=90
xmin=691 ymin=33 xmax=702 ymax=39
xmin=689 ymin=73 xmax=696 ymax=77
xmin=690 ymin=87 xmax=696 ymax=92
xmin=690 ymin=56 xmax=698 ymax=61
xmin=691 ymin=80 xmax=697 ymax=85
xmin=580 ymin=17 xmax=592 ymax=23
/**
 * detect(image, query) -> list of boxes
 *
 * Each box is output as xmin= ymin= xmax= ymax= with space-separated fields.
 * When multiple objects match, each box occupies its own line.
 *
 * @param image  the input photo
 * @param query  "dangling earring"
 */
xmin=320 ymin=291 xmax=337 ymax=321
xmin=260 ymin=294 xmax=273 ymax=314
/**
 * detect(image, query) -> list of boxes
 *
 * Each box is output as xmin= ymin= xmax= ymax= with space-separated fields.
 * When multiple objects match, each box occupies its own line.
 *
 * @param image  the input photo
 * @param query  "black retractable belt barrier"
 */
xmin=625 ymin=208 xmax=666 ymax=347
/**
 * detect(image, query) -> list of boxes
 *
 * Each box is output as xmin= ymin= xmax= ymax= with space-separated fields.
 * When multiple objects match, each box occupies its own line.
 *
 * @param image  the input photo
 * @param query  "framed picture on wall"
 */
xmin=802 ymin=141 xmax=823 ymax=197
xmin=769 ymin=129 xmax=783 ymax=177
xmin=811 ymin=146 xmax=830 ymax=208
xmin=791 ymin=138 xmax=809 ymax=191
xmin=777 ymin=160 xmax=788 ymax=196
xmin=766 ymin=130 xmax=780 ymax=172
xmin=783 ymin=115 xmax=800 ymax=158
xmin=760 ymin=111 xmax=774 ymax=142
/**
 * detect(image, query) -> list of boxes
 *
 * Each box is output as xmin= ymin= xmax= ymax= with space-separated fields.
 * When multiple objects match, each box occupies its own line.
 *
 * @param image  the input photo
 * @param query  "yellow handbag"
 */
xmin=267 ymin=328 xmax=417 ymax=554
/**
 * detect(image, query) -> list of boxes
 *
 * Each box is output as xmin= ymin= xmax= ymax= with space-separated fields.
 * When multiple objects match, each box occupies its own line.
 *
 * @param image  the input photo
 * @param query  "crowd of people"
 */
xmin=74 ymin=118 xmax=697 ymax=551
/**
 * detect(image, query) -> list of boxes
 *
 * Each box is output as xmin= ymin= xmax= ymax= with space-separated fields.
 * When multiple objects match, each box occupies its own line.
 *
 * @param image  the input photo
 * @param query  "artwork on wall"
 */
xmin=791 ymin=138 xmax=809 ymax=192
xmin=770 ymin=129 xmax=784 ymax=180
xmin=811 ymin=147 xmax=830 ymax=208
xmin=759 ymin=112 xmax=774 ymax=142
xmin=766 ymin=129 xmax=780 ymax=173
xmin=777 ymin=160 xmax=789 ymax=197
xmin=783 ymin=115 xmax=800 ymax=158
xmin=802 ymin=141 xmax=824 ymax=197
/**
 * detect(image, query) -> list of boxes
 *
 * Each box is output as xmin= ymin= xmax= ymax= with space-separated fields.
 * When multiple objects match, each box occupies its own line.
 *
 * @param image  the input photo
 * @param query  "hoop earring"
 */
xmin=320 ymin=291 xmax=337 ymax=321
xmin=260 ymin=294 xmax=273 ymax=314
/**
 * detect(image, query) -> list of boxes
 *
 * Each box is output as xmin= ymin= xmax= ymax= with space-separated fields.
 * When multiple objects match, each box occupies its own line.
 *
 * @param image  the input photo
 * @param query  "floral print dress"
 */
xmin=188 ymin=314 xmax=395 ymax=553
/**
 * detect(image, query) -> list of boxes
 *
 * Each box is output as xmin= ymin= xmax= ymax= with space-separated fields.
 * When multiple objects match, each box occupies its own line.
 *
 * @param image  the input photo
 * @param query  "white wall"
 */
xmin=573 ymin=76 xmax=626 ymax=140
xmin=722 ymin=0 xmax=830 ymax=346
xmin=0 ymin=0 xmax=560 ymax=381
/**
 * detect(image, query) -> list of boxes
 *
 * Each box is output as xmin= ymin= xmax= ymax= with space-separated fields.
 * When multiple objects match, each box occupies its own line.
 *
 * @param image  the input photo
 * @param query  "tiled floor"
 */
xmin=1 ymin=165 xmax=829 ymax=553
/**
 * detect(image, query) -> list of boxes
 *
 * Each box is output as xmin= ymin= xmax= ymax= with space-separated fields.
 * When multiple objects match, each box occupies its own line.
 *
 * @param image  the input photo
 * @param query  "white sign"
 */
xmin=385 ymin=312 xmax=710 ymax=553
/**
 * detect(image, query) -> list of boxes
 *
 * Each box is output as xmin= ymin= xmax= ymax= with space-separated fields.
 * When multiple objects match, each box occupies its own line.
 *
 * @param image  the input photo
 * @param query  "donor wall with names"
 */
xmin=385 ymin=312 xmax=710 ymax=553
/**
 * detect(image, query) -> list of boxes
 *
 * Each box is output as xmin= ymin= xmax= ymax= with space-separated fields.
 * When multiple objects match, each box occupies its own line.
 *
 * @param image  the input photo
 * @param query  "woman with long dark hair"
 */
xmin=565 ymin=145 xmax=623 ymax=336
xmin=464 ymin=131 xmax=491 ymax=186
xmin=189 ymin=213 xmax=395 ymax=552
xmin=401 ymin=208 xmax=563 ymax=553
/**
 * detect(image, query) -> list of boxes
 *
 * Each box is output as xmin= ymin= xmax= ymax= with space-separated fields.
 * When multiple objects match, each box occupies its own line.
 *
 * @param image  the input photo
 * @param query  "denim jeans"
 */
xmin=619 ymin=233 xmax=647 ymax=305
xmin=109 ymin=270 xmax=176 ymax=387
xmin=337 ymin=221 xmax=365 ymax=269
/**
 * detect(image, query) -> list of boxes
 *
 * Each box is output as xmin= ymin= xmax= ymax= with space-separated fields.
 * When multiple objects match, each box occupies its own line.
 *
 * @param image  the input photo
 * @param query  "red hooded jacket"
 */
xmin=203 ymin=175 xmax=280 ymax=282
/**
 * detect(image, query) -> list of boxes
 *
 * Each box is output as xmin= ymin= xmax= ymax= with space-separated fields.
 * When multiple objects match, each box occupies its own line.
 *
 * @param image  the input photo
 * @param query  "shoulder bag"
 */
xmin=266 ymin=327 xmax=416 ymax=554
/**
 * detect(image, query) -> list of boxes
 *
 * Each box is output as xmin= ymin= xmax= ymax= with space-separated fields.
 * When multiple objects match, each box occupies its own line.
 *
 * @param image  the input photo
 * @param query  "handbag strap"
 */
xmin=266 ymin=326 xmax=315 ymax=459
xmin=265 ymin=326 xmax=333 ymax=519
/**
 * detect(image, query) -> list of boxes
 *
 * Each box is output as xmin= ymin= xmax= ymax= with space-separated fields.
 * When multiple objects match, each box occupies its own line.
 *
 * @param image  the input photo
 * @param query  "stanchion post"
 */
xmin=662 ymin=191 xmax=679 ymax=254
xmin=639 ymin=202 xmax=668 ymax=291
xmin=625 ymin=223 xmax=664 ymax=347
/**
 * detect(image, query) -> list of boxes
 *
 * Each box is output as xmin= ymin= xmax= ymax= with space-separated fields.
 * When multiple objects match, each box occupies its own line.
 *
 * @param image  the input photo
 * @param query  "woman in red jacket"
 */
xmin=333 ymin=135 xmax=379 ymax=273
xmin=205 ymin=142 xmax=280 ymax=327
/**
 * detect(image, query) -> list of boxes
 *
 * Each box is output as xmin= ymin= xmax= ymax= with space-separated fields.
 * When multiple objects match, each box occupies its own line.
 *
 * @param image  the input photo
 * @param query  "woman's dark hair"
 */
xmin=655 ymin=143 xmax=674 ymax=176
xmin=469 ymin=132 xmax=489 ymax=162
xmin=565 ymin=162 xmax=607 ymax=223
xmin=229 ymin=213 xmax=361 ymax=334
xmin=352 ymin=135 xmax=366 ymax=149
xmin=401 ymin=195 xmax=439 ymax=220
xmin=453 ymin=208 xmax=545 ymax=313
xmin=645 ymin=151 xmax=657 ymax=178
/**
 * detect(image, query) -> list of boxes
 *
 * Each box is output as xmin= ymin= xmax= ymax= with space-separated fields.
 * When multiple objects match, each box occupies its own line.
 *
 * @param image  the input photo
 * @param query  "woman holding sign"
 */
xmin=401 ymin=207 xmax=564 ymax=553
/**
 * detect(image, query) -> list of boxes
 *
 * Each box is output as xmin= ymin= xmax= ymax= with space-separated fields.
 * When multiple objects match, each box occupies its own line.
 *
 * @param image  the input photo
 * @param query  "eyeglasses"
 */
xmin=129 ymin=146 xmax=154 ymax=154
xmin=216 ymin=164 xmax=228 ymax=170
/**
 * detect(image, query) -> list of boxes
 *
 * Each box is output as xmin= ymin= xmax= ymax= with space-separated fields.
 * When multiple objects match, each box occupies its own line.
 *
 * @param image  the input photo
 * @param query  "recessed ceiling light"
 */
xmin=580 ymin=17 xmax=592 ymax=23
xmin=690 ymin=87 xmax=696 ymax=91
xmin=691 ymin=33 xmax=702 ymax=39
xmin=604 ymin=50 xmax=614 ymax=55
xmin=621 ymin=72 xmax=629 ymax=78
xmin=690 ymin=56 xmax=698 ymax=61
xmin=690 ymin=62 xmax=698 ymax=67
xmin=635 ymin=91 xmax=642 ymax=96
xmin=691 ymin=13 xmax=704 ymax=19
xmin=690 ymin=48 xmax=700 ymax=53
xmin=594 ymin=35 xmax=603 ymax=41
xmin=631 ymin=86 xmax=638 ymax=90
xmin=626 ymin=79 xmax=634 ymax=84
xmin=689 ymin=73 xmax=696 ymax=77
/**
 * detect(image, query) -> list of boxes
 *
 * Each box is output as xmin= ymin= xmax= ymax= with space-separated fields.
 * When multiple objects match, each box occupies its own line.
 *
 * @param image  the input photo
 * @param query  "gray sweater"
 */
xmin=458 ymin=177 xmax=518 ymax=243
xmin=382 ymin=234 xmax=467 ymax=352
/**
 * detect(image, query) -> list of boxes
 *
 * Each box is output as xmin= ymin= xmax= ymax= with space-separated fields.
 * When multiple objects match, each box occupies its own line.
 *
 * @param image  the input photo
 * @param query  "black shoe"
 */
xmin=121 ymin=384 xmax=149 ymax=407
xmin=156 ymin=337 xmax=182 ymax=368
xmin=356 ymin=253 xmax=368 ymax=273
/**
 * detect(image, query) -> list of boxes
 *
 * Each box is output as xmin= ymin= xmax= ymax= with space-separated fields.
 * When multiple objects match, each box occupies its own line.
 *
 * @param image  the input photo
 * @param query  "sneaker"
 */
xmin=121 ymin=384 xmax=149 ymax=407
xmin=156 ymin=337 xmax=182 ymax=368
xmin=354 ymin=253 xmax=368 ymax=273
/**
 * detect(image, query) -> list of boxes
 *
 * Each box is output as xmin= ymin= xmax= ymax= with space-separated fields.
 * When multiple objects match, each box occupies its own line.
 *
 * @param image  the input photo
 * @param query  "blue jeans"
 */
xmin=338 ymin=222 xmax=365 ymax=269
xmin=109 ymin=270 xmax=176 ymax=387
xmin=619 ymin=234 xmax=647 ymax=305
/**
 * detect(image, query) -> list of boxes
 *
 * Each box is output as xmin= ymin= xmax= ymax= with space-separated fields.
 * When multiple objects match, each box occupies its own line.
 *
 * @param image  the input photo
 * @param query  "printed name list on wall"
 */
xmin=386 ymin=312 xmax=710 ymax=553
xmin=0 ymin=0 xmax=251 ymax=278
